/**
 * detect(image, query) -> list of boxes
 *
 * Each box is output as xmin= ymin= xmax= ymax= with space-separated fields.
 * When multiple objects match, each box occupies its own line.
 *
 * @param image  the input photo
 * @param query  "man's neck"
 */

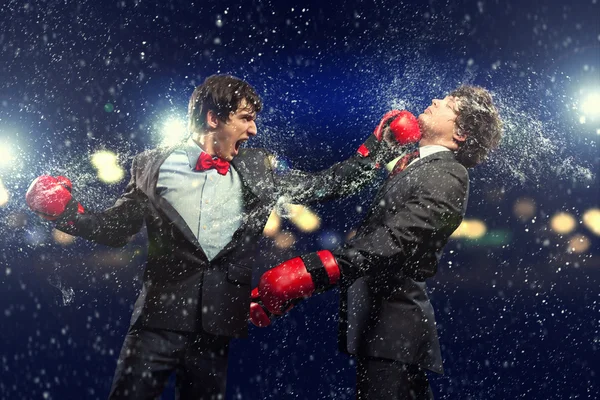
xmin=192 ymin=132 xmax=216 ymax=156
xmin=419 ymin=137 xmax=455 ymax=150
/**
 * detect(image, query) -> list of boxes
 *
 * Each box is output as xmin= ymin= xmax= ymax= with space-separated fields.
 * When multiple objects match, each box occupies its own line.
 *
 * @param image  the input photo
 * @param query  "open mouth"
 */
xmin=234 ymin=139 xmax=246 ymax=153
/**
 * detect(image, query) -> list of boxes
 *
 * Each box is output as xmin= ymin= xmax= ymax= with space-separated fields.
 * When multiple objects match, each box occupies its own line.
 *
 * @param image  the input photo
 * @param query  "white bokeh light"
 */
xmin=161 ymin=116 xmax=187 ymax=146
xmin=580 ymin=91 xmax=600 ymax=118
xmin=0 ymin=142 xmax=16 ymax=169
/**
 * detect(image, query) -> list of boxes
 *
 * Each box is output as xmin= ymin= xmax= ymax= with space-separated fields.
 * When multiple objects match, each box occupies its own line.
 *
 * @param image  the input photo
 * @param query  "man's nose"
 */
xmin=248 ymin=121 xmax=257 ymax=136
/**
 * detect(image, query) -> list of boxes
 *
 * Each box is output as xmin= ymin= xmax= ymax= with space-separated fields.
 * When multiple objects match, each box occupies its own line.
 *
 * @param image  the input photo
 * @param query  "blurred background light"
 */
xmin=317 ymin=230 xmax=343 ymax=249
xmin=52 ymin=229 xmax=76 ymax=246
xmin=161 ymin=116 xmax=187 ymax=146
xmin=550 ymin=212 xmax=577 ymax=235
xmin=263 ymin=210 xmax=281 ymax=237
xmin=286 ymin=204 xmax=321 ymax=233
xmin=513 ymin=197 xmax=537 ymax=221
xmin=274 ymin=231 xmax=295 ymax=249
xmin=567 ymin=233 xmax=590 ymax=254
xmin=580 ymin=91 xmax=600 ymax=118
xmin=0 ymin=178 xmax=9 ymax=207
xmin=582 ymin=208 xmax=600 ymax=236
xmin=0 ymin=141 xmax=16 ymax=169
xmin=451 ymin=218 xmax=487 ymax=239
xmin=90 ymin=150 xmax=125 ymax=184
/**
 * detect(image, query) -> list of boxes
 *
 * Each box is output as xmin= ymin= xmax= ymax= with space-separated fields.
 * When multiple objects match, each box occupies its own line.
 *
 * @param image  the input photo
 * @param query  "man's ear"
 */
xmin=453 ymin=129 xmax=467 ymax=143
xmin=206 ymin=110 xmax=220 ymax=129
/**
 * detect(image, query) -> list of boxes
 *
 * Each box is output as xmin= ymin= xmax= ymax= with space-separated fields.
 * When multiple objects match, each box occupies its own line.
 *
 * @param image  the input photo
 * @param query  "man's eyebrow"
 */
xmin=447 ymin=97 xmax=460 ymax=111
xmin=240 ymin=110 xmax=256 ymax=118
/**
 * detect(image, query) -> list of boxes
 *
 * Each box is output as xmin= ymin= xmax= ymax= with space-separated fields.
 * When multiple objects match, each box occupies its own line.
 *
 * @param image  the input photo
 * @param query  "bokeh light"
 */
xmin=567 ymin=234 xmax=590 ymax=254
xmin=451 ymin=219 xmax=488 ymax=240
xmin=263 ymin=210 xmax=281 ymax=237
xmin=580 ymin=91 xmax=600 ymax=118
xmin=286 ymin=204 xmax=321 ymax=233
xmin=273 ymin=231 xmax=295 ymax=249
xmin=549 ymin=212 xmax=577 ymax=235
xmin=161 ymin=116 xmax=187 ymax=146
xmin=52 ymin=229 xmax=76 ymax=246
xmin=0 ymin=141 xmax=16 ymax=169
xmin=582 ymin=208 xmax=600 ymax=236
xmin=90 ymin=150 xmax=125 ymax=184
xmin=0 ymin=178 xmax=9 ymax=207
xmin=513 ymin=197 xmax=537 ymax=221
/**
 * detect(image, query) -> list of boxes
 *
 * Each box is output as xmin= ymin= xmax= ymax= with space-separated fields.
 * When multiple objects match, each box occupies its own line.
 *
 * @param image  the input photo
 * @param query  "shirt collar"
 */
xmin=418 ymin=144 xmax=451 ymax=159
xmin=185 ymin=136 xmax=208 ymax=170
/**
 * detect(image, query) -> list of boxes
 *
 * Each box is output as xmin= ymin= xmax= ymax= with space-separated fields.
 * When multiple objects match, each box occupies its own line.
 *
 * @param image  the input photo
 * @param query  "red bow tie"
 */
xmin=194 ymin=152 xmax=230 ymax=175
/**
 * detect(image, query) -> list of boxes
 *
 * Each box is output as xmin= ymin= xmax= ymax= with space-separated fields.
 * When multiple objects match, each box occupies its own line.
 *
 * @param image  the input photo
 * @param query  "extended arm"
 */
xmin=250 ymin=163 xmax=468 ymax=325
xmin=272 ymin=111 xmax=421 ymax=204
xmin=26 ymin=157 xmax=147 ymax=248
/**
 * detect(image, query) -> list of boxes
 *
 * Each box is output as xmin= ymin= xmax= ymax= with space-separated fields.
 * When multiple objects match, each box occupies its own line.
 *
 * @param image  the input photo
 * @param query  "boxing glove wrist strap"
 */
xmin=300 ymin=252 xmax=334 ymax=292
xmin=55 ymin=197 xmax=80 ymax=224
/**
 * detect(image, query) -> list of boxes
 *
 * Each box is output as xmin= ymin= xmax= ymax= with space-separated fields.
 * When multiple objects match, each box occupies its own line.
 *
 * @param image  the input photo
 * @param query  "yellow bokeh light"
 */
xmin=451 ymin=219 xmax=487 ymax=239
xmin=91 ymin=150 xmax=125 ymax=184
xmin=91 ymin=150 xmax=118 ymax=168
xmin=274 ymin=231 xmax=296 ymax=249
xmin=567 ymin=234 xmax=590 ymax=254
xmin=582 ymin=208 xmax=600 ymax=236
xmin=286 ymin=204 xmax=321 ymax=233
xmin=550 ymin=212 xmax=577 ymax=235
xmin=263 ymin=210 xmax=281 ymax=237
xmin=98 ymin=165 xmax=125 ymax=184
xmin=52 ymin=229 xmax=76 ymax=246
xmin=513 ymin=197 xmax=536 ymax=221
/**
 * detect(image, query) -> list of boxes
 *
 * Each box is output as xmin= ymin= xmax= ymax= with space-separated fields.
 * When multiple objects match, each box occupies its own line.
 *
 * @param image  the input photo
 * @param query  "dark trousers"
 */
xmin=108 ymin=326 xmax=230 ymax=400
xmin=356 ymin=356 xmax=434 ymax=400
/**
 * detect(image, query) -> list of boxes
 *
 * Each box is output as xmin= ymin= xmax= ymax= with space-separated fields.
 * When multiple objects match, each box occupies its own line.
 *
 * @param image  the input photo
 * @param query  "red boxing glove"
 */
xmin=373 ymin=110 xmax=403 ymax=141
xmin=388 ymin=110 xmax=421 ymax=146
xmin=258 ymin=250 xmax=340 ymax=316
xmin=357 ymin=110 xmax=421 ymax=158
xmin=249 ymin=288 xmax=272 ymax=327
xmin=25 ymin=175 xmax=84 ymax=221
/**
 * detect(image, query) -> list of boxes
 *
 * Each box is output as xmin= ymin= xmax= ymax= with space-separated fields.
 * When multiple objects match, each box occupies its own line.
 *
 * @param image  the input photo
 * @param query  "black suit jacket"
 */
xmin=58 ymin=142 xmax=378 ymax=338
xmin=333 ymin=151 xmax=469 ymax=374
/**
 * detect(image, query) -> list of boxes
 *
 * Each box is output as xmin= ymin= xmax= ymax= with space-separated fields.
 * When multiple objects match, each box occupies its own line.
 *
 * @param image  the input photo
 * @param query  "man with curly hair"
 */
xmin=252 ymin=85 xmax=502 ymax=399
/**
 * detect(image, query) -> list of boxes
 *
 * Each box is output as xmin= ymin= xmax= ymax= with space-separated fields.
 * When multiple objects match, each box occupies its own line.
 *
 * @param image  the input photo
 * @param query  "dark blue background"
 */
xmin=0 ymin=0 xmax=598 ymax=399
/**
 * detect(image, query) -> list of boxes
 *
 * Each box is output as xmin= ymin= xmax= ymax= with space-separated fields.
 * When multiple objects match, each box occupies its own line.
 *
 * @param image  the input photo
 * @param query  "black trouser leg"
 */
xmin=108 ymin=327 xmax=179 ymax=400
xmin=356 ymin=356 xmax=434 ymax=400
xmin=108 ymin=327 xmax=230 ymax=400
xmin=175 ymin=332 xmax=230 ymax=400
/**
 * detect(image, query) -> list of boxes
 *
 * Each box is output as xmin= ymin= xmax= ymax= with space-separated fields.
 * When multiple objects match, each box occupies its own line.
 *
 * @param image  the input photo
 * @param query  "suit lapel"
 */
xmin=375 ymin=151 xmax=457 ymax=200
xmin=139 ymin=143 xmax=203 ymax=249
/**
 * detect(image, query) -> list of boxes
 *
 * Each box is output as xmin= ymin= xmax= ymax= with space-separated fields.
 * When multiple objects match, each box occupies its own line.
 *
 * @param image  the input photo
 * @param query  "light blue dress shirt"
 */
xmin=156 ymin=137 xmax=244 ymax=261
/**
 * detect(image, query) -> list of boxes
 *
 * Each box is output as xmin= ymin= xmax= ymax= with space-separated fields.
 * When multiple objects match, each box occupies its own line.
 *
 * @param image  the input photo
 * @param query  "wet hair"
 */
xmin=188 ymin=74 xmax=263 ymax=134
xmin=450 ymin=85 xmax=503 ymax=168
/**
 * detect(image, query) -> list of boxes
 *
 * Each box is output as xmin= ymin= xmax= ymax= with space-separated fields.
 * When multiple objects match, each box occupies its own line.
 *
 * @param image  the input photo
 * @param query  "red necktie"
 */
xmin=391 ymin=149 xmax=420 ymax=176
xmin=194 ymin=152 xmax=230 ymax=175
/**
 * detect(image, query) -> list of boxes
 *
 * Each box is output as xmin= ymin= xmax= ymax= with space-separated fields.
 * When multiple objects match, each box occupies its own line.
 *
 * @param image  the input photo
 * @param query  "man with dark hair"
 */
xmin=25 ymin=74 xmax=421 ymax=399
xmin=252 ymin=85 xmax=502 ymax=399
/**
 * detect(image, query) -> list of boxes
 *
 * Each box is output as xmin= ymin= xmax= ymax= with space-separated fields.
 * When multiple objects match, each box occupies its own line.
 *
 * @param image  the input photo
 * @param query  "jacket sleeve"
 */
xmin=56 ymin=156 xmax=147 ymax=247
xmin=271 ymin=134 xmax=387 ymax=204
xmin=334 ymin=162 xmax=468 ymax=282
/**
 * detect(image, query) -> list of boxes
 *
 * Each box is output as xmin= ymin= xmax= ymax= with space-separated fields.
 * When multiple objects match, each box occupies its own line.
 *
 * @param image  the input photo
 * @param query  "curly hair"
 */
xmin=450 ymin=85 xmax=503 ymax=168
xmin=188 ymin=75 xmax=263 ymax=134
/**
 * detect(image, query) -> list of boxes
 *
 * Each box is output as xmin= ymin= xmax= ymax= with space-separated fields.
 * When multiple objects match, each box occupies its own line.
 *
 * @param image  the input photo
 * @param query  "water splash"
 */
xmin=47 ymin=273 xmax=75 ymax=306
